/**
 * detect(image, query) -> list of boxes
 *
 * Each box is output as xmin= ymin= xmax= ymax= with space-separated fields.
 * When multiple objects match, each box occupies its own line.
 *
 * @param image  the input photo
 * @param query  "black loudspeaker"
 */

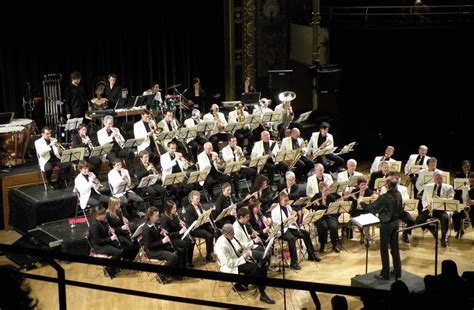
xmin=317 ymin=65 xmax=342 ymax=94
xmin=268 ymin=69 xmax=293 ymax=92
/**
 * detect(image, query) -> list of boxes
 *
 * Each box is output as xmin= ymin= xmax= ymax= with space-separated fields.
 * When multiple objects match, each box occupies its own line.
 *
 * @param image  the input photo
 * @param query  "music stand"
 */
xmin=351 ymin=213 xmax=380 ymax=273
xmin=90 ymin=143 xmax=113 ymax=158
xmin=403 ymin=199 xmax=419 ymax=212
xmin=326 ymin=201 xmax=351 ymax=215
xmin=157 ymin=131 xmax=176 ymax=142
xmin=193 ymin=209 xmax=213 ymax=230
xmin=275 ymin=149 xmax=297 ymax=163
xmin=409 ymin=165 xmax=426 ymax=175
xmin=295 ymin=111 xmax=312 ymax=123
xmin=329 ymin=181 xmax=348 ymax=194
xmin=177 ymin=127 xmax=197 ymax=141
xmin=301 ymin=209 xmax=325 ymax=226
xmin=196 ymin=121 xmax=216 ymax=134
xmin=374 ymin=178 xmax=388 ymax=191
xmin=122 ymin=138 xmax=145 ymax=149
xmin=187 ymin=167 xmax=211 ymax=185
xmin=163 ymin=172 xmax=186 ymax=187
xmin=262 ymin=111 xmax=282 ymax=125
xmin=389 ymin=161 xmax=402 ymax=173
xmin=215 ymin=204 xmax=236 ymax=222
xmin=244 ymin=114 xmax=261 ymax=131
xmin=453 ymin=178 xmax=469 ymax=190
xmin=432 ymin=198 xmax=460 ymax=212
xmin=249 ymin=155 xmax=269 ymax=171
xmin=224 ymin=122 xmax=244 ymax=133
xmin=131 ymin=222 xmax=146 ymax=240
xmin=339 ymin=141 xmax=357 ymax=155
xmin=137 ymin=174 xmax=159 ymax=188
xmin=112 ymin=180 xmax=129 ymax=195
xmin=240 ymin=92 xmax=261 ymax=105
xmin=60 ymin=147 xmax=85 ymax=164
xmin=358 ymin=197 xmax=376 ymax=210
xmin=292 ymin=197 xmax=312 ymax=208
xmin=64 ymin=118 xmax=83 ymax=143
xmin=223 ymin=161 xmax=243 ymax=175
xmin=311 ymin=146 xmax=337 ymax=160
xmin=348 ymin=176 xmax=363 ymax=188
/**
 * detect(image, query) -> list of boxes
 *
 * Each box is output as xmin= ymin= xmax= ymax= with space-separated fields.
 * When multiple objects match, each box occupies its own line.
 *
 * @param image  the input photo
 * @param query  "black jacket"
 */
xmin=64 ymin=83 xmax=88 ymax=118
xmin=368 ymin=192 xmax=403 ymax=223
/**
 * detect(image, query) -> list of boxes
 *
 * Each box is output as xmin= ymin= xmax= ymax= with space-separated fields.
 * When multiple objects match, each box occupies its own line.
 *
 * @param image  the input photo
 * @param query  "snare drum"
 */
xmin=0 ymin=126 xmax=26 ymax=166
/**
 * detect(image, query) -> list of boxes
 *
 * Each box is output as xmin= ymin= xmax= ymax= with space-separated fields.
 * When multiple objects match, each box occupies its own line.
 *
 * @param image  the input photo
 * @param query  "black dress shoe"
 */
xmin=319 ymin=245 xmax=325 ymax=253
xmin=390 ymin=270 xmax=401 ymax=278
xmin=156 ymin=274 xmax=168 ymax=284
xmin=104 ymin=267 xmax=116 ymax=279
xmin=441 ymin=240 xmax=447 ymax=248
xmin=402 ymin=234 xmax=410 ymax=243
xmin=308 ymin=253 xmax=321 ymax=262
xmin=206 ymin=255 xmax=216 ymax=262
xmin=233 ymin=283 xmax=249 ymax=292
xmin=333 ymin=246 xmax=341 ymax=253
xmin=289 ymin=262 xmax=301 ymax=270
xmin=374 ymin=274 xmax=389 ymax=281
xmin=260 ymin=292 xmax=275 ymax=304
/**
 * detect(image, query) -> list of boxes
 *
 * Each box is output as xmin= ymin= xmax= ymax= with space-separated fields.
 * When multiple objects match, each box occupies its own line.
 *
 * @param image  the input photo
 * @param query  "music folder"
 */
xmin=244 ymin=114 xmax=261 ymax=130
xmin=275 ymin=149 xmax=297 ymax=163
xmin=337 ymin=141 xmax=357 ymax=155
xmin=295 ymin=111 xmax=312 ymax=123
xmin=131 ymin=222 xmax=146 ymax=239
xmin=194 ymin=209 xmax=213 ymax=230
xmin=292 ymin=197 xmax=312 ymax=207
xmin=157 ymin=131 xmax=176 ymax=141
xmin=223 ymin=160 xmax=244 ymax=175
xmin=65 ymin=118 xmax=83 ymax=131
xmin=60 ymin=147 xmax=85 ymax=164
xmin=329 ymin=181 xmax=348 ymax=194
xmin=113 ymin=180 xmax=129 ymax=195
xmin=196 ymin=121 xmax=216 ymax=133
xmin=215 ymin=204 xmax=236 ymax=222
xmin=409 ymin=165 xmax=426 ymax=174
xmin=301 ymin=209 xmax=325 ymax=226
xmin=311 ymin=146 xmax=337 ymax=159
xmin=262 ymin=111 xmax=282 ymax=124
xmin=351 ymin=213 xmax=380 ymax=228
xmin=348 ymin=176 xmax=363 ymax=188
xmin=177 ymin=127 xmax=197 ymax=141
xmin=374 ymin=177 xmax=387 ymax=191
xmin=453 ymin=178 xmax=469 ymax=190
xmin=403 ymin=199 xmax=419 ymax=212
xmin=90 ymin=143 xmax=113 ymax=158
xmin=224 ymin=122 xmax=244 ymax=132
xmin=181 ymin=221 xmax=198 ymax=240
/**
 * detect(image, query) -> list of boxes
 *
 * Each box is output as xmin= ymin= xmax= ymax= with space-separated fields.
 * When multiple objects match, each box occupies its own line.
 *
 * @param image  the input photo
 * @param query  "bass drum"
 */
xmin=0 ymin=126 xmax=27 ymax=166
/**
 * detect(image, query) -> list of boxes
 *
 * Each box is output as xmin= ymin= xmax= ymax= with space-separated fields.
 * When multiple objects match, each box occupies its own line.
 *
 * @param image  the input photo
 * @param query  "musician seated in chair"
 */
xmin=72 ymin=124 xmax=102 ymax=177
xmin=143 ymin=82 xmax=163 ymax=105
xmin=221 ymin=136 xmax=257 ymax=197
xmin=105 ymin=197 xmax=139 ymax=261
xmin=97 ymin=115 xmax=134 ymax=168
xmin=157 ymin=110 xmax=180 ymax=149
xmin=307 ymin=122 xmax=345 ymax=173
xmin=203 ymin=104 xmax=229 ymax=152
xmin=142 ymin=206 xmax=185 ymax=283
xmin=247 ymin=175 xmax=275 ymax=214
xmin=133 ymin=109 xmax=160 ymax=165
xmin=306 ymin=163 xmax=333 ymax=198
xmin=233 ymin=207 xmax=265 ymax=260
xmin=213 ymin=183 xmax=244 ymax=228
xmin=248 ymin=197 xmax=272 ymax=242
xmin=452 ymin=172 xmax=474 ymax=240
xmin=279 ymin=128 xmax=314 ymax=181
xmin=131 ymin=151 xmax=167 ymax=212
xmin=310 ymin=182 xmax=342 ymax=253
xmin=228 ymin=103 xmax=254 ymax=153
xmin=197 ymin=142 xmax=231 ymax=200
xmin=35 ymin=126 xmax=72 ymax=189
xmin=416 ymin=172 xmax=454 ymax=247
xmin=250 ymin=130 xmax=288 ymax=184
xmin=214 ymin=223 xmax=275 ymax=304
xmin=272 ymin=192 xmax=321 ymax=269
xmin=108 ymin=159 xmax=144 ymax=218
xmin=415 ymin=157 xmax=443 ymax=213
xmin=185 ymin=191 xmax=216 ymax=262
xmin=183 ymin=109 xmax=207 ymax=162
xmin=74 ymin=161 xmax=110 ymax=209
xmin=404 ymin=145 xmax=430 ymax=201
xmin=337 ymin=159 xmax=363 ymax=194
xmin=369 ymin=145 xmax=396 ymax=174
xmin=369 ymin=160 xmax=391 ymax=191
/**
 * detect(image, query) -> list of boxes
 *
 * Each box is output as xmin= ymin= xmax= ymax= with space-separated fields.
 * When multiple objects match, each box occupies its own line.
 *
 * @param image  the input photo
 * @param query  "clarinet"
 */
xmin=159 ymin=225 xmax=176 ymax=252
xmin=104 ymin=220 xmax=121 ymax=248
xmin=234 ymin=237 xmax=258 ymax=265
xmin=177 ymin=212 xmax=195 ymax=243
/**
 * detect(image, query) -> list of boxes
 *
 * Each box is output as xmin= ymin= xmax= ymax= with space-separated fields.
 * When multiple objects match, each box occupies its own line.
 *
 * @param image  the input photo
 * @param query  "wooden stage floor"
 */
xmin=1 ymin=224 xmax=473 ymax=309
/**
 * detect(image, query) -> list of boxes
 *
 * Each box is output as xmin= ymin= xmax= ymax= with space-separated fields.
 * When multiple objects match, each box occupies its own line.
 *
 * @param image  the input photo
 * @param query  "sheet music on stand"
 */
xmin=196 ymin=121 xmax=216 ymax=134
xmin=215 ymin=204 xmax=236 ymax=222
xmin=249 ymin=155 xmax=269 ymax=170
xmin=177 ymin=127 xmax=197 ymax=141
xmin=244 ymin=114 xmax=261 ymax=130
xmin=312 ymin=146 xmax=337 ymax=159
xmin=60 ymin=147 xmax=85 ymax=164
xmin=224 ymin=122 xmax=244 ymax=133
xmin=275 ymin=149 xmax=297 ymax=163
xmin=329 ymin=181 xmax=348 ymax=194
xmin=409 ymin=165 xmax=426 ymax=174
xmin=122 ymin=138 xmax=145 ymax=149
xmin=336 ymin=142 xmax=357 ymax=155
xmin=295 ymin=111 xmax=312 ymax=123
xmin=113 ymin=180 xmax=129 ymax=195
xmin=374 ymin=178 xmax=387 ymax=191
xmin=389 ymin=161 xmax=402 ymax=172
xmin=163 ymin=172 xmax=187 ymax=186
xmin=263 ymin=237 xmax=275 ymax=258
xmin=292 ymin=197 xmax=312 ymax=207
xmin=262 ymin=111 xmax=282 ymax=125
xmin=187 ymin=166 xmax=211 ymax=184
xmin=352 ymin=213 xmax=380 ymax=228
xmin=138 ymin=174 xmax=159 ymax=188
xmin=348 ymin=176 xmax=363 ymax=188
xmin=223 ymin=160 xmax=244 ymax=175
xmin=157 ymin=131 xmax=176 ymax=142
xmin=193 ymin=209 xmax=213 ymax=230
xmin=357 ymin=197 xmax=376 ymax=210
xmin=90 ymin=143 xmax=113 ymax=158
xmin=326 ymin=201 xmax=351 ymax=215
xmin=64 ymin=118 xmax=83 ymax=131
xmin=301 ymin=209 xmax=325 ymax=226
xmin=453 ymin=178 xmax=469 ymax=190
xmin=131 ymin=222 xmax=146 ymax=239
xmin=403 ymin=199 xmax=419 ymax=212
xmin=432 ymin=198 xmax=460 ymax=212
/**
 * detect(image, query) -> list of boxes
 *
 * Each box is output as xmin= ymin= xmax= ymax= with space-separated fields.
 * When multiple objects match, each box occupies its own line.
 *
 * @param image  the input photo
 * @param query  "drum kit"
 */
xmin=0 ymin=118 xmax=36 ymax=167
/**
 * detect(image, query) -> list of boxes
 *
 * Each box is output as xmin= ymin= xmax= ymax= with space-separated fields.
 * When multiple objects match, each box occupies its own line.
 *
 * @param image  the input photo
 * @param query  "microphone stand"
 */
xmin=173 ymin=86 xmax=191 ymax=124
xmin=279 ymin=204 xmax=287 ymax=310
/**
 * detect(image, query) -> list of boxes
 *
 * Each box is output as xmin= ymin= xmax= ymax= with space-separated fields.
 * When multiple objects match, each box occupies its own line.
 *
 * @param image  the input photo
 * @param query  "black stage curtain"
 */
xmin=0 ymin=2 xmax=224 ymax=119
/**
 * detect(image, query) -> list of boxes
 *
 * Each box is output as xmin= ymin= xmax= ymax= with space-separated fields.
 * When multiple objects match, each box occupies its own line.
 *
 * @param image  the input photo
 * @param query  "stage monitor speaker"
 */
xmin=317 ymin=65 xmax=342 ymax=94
xmin=268 ymin=69 xmax=293 ymax=93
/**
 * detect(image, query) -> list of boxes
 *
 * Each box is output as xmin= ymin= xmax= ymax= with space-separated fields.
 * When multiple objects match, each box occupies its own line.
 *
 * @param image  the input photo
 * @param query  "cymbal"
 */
xmin=167 ymin=84 xmax=182 ymax=90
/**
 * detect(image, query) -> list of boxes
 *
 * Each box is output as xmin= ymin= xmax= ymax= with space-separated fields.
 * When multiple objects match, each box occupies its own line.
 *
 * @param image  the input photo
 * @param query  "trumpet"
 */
xmin=146 ymin=162 xmax=159 ymax=175
xmin=51 ymin=137 xmax=66 ymax=154
xmin=212 ymin=152 xmax=226 ymax=172
xmin=89 ymin=172 xmax=107 ymax=192
xmin=212 ymin=109 xmax=225 ymax=132
xmin=176 ymin=151 xmax=194 ymax=167
xmin=233 ymin=147 xmax=246 ymax=162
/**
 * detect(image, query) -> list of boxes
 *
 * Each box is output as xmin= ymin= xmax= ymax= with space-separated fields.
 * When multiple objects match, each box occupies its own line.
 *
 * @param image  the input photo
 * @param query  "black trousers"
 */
xmin=262 ymin=161 xmax=288 ymax=184
xmin=379 ymin=220 xmax=401 ymax=278
xmin=416 ymin=209 xmax=449 ymax=241
xmin=452 ymin=207 xmax=474 ymax=232
xmin=238 ymin=261 xmax=268 ymax=294
xmin=117 ymin=234 xmax=140 ymax=261
xmin=88 ymin=191 xmax=110 ymax=208
xmin=139 ymin=184 xmax=167 ymax=212
xmin=316 ymin=154 xmax=345 ymax=172
xmin=400 ymin=211 xmax=415 ymax=236
xmin=172 ymin=238 xmax=194 ymax=265
xmin=44 ymin=158 xmax=71 ymax=184
xmin=191 ymin=224 xmax=215 ymax=257
xmin=292 ymin=156 xmax=314 ymax=181
xmin=147 ymin=248 xmax=180 ymax=268
xmin=188 ymin=137 xmax=206 ymax=162
xmin=316 ymin=215 xmax=338 ymax=247
xmin=87 ymin=156 xmax=102 ymax=177
xmin=234 ymin=129 xmax=254 ymax=151
xmin=209 ymin=133 xmax=230 ymax=153
xmin=281 ymin=228 xmax=314 ymax=264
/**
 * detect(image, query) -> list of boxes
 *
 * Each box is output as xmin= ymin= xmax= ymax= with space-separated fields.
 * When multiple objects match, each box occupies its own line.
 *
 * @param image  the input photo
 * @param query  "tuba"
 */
xmin=278 ymin=91 xmax=295 ymax=128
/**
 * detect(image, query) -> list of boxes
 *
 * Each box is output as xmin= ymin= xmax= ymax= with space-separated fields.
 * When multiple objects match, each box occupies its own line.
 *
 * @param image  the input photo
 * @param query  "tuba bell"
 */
xmin=278 ymin=91 xmax=296 ymax=107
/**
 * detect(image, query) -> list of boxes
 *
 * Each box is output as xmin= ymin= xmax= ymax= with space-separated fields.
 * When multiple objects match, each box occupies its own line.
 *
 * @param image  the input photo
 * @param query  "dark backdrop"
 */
xmin=0 ymin=2 xmax=225 ymax=119
xmin=329 ymin=23 xmax=473 ymax=170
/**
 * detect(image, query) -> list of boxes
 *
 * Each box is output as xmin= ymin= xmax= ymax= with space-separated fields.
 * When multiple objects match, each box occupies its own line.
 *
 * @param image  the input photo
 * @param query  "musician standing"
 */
xmin=203 ymin=104 xmax=229 ymax=153
xmin=105 ymin=197 xmax=139 ymax=261
xmin=72 ymin=124 xmax=102 ymax=177
xmin=74 ymin=161 xmax=110 ymax=209
xmin=142 ymin=207 xmax=184 ymax=283
xmin=368 ymin=180 xmax=403 ymax=280
xmin=35 ymin=126 xmax=71 ymax=189
xmin=131 ymin=151 xmax=167 ymax=212
xmin=271 ymin=192 xmax=321 ymax=269
xmin=251 ymin=130 xmax=288 ymax=184
xmin=214 ymin=223 xmax=275 ymax=304
xmin=307 ymin=122 xmax=345 ymax=173
xmin=279 ymin=128 xmax=314 ymax=181
xmin=104 ymin=73 xmax=122 ymax=103
xmin=64 ymin=71 xmax=88 ymax=120
xmin=306 ymin=163 xmax=333 ymax=198
xmin=184 ymin=191 xmax=216 ymax=262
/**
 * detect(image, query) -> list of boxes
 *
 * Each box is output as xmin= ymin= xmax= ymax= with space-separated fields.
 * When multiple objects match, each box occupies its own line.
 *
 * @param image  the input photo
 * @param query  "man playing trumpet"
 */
xmin=228 ymin=103 xmax=254 ymax=154
xmin=72 ymin=123 xmax=102 ymax=177
xmin=74 ymin=160 xmax=110 ymax=209
xmin=97 ymin=115 xmax=134 ymax=168
xmin=203 ymin=104 xmax=229 ymax=152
